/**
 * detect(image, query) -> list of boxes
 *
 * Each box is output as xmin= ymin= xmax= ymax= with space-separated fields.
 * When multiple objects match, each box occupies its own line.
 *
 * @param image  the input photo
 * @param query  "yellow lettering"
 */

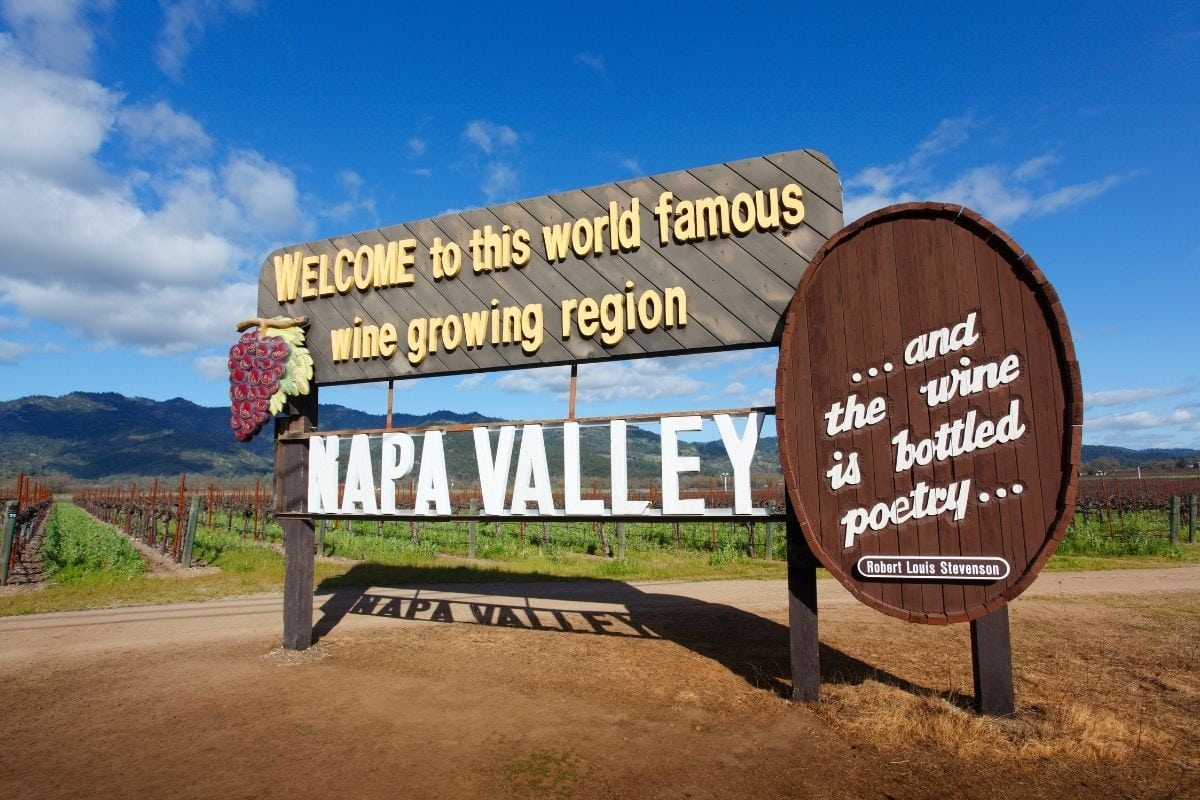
xmin=560 ymin=298 xmax=578 ymax=338
xmin=354 ymin=245 xmax=373 ymax=291
xmin=665 ymin=286 xmax=687 ymax=328
xmin=301 ymin=255 xmax=319 ymax=300
xmin=781 ymin=183 xmax=805 ymax=226
xmin=542 ymin=222 xmax=572 ymax=262
xmin=272 ymin=250 xmax=304 ymax=302
xmin=695 ymin=195 xmax=730 ymax=239
xmin=317 ymin=254 xmax=334 ymax=296
xmin=334 ymin=249 xmax=354 ymax=294
xmin=407 ymin=319 xmax=427 ymax=365
xmin=672 ymin=200 xmax=695 ymax=243
xmin=330 ymin=327 xmax=353 ymax=362
xmin=653 ymin=191 xmax=673 ymax=245
xmin=730 ymin=192 xmax=756 ymax=234
xmin=379 ymin=323 xmax=398 ymax=357
xmin=464 ymin=309 xmax=489 ymax=348
xmin=577 ymin=298 xmax=599 ymax=336
xmin=512 ymin=228 xmax=532 ymax=267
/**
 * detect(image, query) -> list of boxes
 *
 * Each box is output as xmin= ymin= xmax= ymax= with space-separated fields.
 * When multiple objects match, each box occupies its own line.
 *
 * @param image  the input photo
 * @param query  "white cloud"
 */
xmin=1085 ymin=408 xmax=1198 ymax=432
xmin=732 ymin=359 xmax=776 ymax=381
xmin=750 ymin=387 xmax=775 ymax=407
xmin=117 ymin=100 xmax=211 ymax=162
xmin=1084 ymin=387 xmax=1189 ymax=407
xmin=221 ymin=150 xmax=305 ymax=235
xmin=1014 ymin=154 xmax=1059 ymax=181
xmin=0 ymin=0 xmax=108 ymax=76
xmin=575 ymin=51 xmax=605 ymax=76
xmin=462 ymin=120 xmax=518 ymax=154
xmin=0 ymin=36 xmax=115 ymax=187
xmin=0 ymin=337 xmax=31 ymax=363
xmin=408 ymin=137 xmax=426 ymax=157
xmin=0 ymin=168 xmax=243 ymax=288
xmin=724 ymin=381 xmax=747 ymax=395
xmin=495 ymin=360 xmax=705 ymax=403
xmin=337 ymin=169 xmax=363 ymax=194
xmin=0 ymin=26 xmax=309 ymax=361
xmin=457 ymin=373 xmax=486 ymax=390
xmin=481 ymin=162 xmax=518 ymax=203
xmin=156 ymin=0 xmax=256 ymax=81
xmin=843 ymin=115 xmax=1129 ymax=224
xmin=193 ymin=352 xmax=231 ymax=381
xmin=325 ymin=169 xmax=375 ymax=224
xmin=4 ymin=279 xmax=256 ymax=353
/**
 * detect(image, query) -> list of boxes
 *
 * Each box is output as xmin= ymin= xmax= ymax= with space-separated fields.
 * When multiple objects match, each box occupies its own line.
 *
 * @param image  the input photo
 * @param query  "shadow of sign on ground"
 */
xmin=314 ymin=564 xmax=967 ymax=707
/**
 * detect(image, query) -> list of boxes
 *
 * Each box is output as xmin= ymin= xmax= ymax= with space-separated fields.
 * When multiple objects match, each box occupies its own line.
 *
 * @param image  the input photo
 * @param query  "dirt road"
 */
xmin=2 ymin=568 xmax=1197 ymax=799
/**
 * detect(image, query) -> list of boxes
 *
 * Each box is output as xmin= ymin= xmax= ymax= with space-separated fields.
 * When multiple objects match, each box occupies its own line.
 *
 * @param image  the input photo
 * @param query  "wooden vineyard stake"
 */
xmin=181 ymin=495 xmax=200 ymax=569
xmin=0 ymin=501 xmax=15 ymax=586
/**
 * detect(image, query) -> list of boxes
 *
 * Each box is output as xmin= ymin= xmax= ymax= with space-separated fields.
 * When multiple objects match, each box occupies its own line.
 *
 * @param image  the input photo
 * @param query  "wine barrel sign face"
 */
xmin=776 ymin=203 xmax=1082 ymax=624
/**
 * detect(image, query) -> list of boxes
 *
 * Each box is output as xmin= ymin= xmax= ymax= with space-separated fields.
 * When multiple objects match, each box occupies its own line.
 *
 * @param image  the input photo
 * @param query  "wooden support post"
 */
xmin=1189 ymin=494 xmax=1196 ymax=544
xmin=181 ymin=495 xmax=200 ymax=568
xmin=568 ymin=363 xmax=578 ymax=419
xmin=764 ymin=521 xmax=774 ymax=561
xmin=386 ymin=379 xmax=394 ymax=430
xmin=786 ymin=496 xmax=819 ymax=702
xmin=317 ymin=518 xmax=328 ymax=557
xmin=616 ymin=522 xmax=626 ymax=561
xmin=277 ymin=388 xmax=317 ymax=651
xmin=971 ymin=605 xmax=1015 ymax=716
xmin=0 ymin=501 xmax=16 ymax=587
xmin=1169 ymin=496 xmax=1180 ymax=545
xmin=468 ymin=500 xmax=477 ymax=559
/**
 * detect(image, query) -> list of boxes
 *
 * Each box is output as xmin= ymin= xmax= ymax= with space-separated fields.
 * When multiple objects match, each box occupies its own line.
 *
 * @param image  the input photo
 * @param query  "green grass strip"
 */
xmin=43 ymin=502 xmax=146 ymax=584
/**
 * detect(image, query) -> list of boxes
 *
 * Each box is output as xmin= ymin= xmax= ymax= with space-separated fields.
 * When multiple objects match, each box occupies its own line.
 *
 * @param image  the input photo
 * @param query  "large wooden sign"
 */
xmin=258 ymin=150 xmax=842 ymax=385
xmin=775 ymin=203 xmax=1081 ymax=624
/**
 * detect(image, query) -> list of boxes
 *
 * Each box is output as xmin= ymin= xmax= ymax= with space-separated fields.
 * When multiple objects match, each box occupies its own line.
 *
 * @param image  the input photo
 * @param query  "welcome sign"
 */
xmin=258 ymin=150 xmax=843 ymax=384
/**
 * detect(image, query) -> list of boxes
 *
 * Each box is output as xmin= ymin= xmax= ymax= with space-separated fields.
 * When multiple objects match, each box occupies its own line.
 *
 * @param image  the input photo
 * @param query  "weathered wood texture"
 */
xmin=258 ymin=150 xmax=842 ymax=386
xmin=278 ymin=389 xmax=317 ymax=650
xmin=971 ymin=606 xmax=1015 ymax=715
xmin=787 ymin=497 xmax=820 ymax=702
xmin=776 ymin=204 xmax=1082 ymax=624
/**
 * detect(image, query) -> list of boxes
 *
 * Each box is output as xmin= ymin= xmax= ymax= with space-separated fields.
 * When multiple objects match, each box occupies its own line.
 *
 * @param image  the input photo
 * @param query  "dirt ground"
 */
xmin=1 ymin=568 xmax=1197 ymax=800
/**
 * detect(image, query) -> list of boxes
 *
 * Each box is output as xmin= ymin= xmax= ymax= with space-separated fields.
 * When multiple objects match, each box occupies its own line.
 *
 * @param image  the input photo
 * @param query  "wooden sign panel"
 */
xmin=776 ymin=203 xmax=1081 ymax=624
xmin=257 ymin=150 xmax=842 ymax=386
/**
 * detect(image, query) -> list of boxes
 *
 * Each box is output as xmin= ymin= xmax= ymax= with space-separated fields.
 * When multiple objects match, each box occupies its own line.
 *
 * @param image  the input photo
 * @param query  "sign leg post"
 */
xmin=971 ymin=605 xmax=1015 ymax=716
xmin=282 ymin=518 xmax=315 ymax=650
xmin=276 ymin=389 xmax=317 ymax=651
xmin=786 ymin=499 xmax=820 ymax=702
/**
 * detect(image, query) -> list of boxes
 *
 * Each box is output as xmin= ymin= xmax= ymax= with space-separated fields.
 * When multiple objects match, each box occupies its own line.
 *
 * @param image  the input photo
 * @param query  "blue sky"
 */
xmin=0 ymin=1 xmax=1196 ymax=449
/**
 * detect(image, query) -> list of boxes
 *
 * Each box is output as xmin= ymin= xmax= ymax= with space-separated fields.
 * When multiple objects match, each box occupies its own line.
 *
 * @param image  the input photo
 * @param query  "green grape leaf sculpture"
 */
xmin=227 ymin=316 xmax=313 ymax=442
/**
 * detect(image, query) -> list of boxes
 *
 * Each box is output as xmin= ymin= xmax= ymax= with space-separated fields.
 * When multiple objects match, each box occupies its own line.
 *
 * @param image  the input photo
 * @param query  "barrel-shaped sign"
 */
xmin=776 ymin=203 xmax=1081 ymax=624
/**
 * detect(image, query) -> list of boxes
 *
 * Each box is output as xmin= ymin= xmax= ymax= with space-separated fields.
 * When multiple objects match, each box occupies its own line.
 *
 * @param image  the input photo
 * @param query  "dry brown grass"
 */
xmin=804 ymin=589 xmax=1200 ymax=798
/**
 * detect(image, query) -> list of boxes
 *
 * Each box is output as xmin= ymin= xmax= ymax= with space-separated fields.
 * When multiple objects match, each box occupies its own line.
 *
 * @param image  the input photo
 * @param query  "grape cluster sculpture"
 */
xmin=228 ymin=316 xmax=312 ymax=442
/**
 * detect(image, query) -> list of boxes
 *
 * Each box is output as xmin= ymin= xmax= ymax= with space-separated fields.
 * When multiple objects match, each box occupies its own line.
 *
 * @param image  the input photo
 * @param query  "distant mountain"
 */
xmin=0 ymin=392 xmax=495 ymax=483
xmin=1079 ymin=444 xmax=1200 ymax=469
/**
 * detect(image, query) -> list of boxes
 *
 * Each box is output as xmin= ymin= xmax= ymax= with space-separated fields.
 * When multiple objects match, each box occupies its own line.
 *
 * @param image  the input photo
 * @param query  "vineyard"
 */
xmin=1072 ymin=475 xmax=1198 ymax=548
xmin=1 ymin=473 xmax=53 ymax=586
xmin=72 ymin=476 xmax=793 ymax=566
xmin=60 ymin=473 xmax=1199 ymax=574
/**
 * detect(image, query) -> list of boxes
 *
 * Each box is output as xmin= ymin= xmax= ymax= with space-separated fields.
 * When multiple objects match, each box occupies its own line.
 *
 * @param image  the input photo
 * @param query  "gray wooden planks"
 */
xmin=258 ymin=149 xmax=842 ymax=387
